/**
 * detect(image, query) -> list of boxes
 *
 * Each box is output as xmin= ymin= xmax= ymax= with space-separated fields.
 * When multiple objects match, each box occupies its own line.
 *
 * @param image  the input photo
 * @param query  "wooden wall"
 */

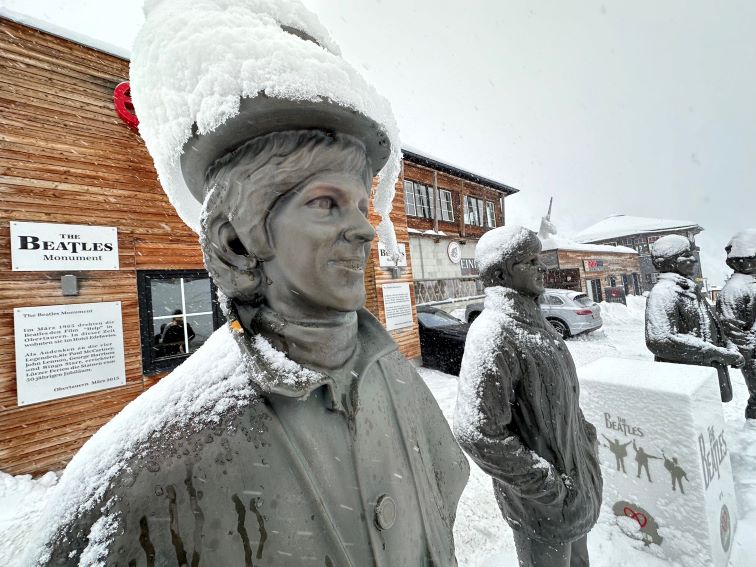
xmin=556 ymin=249 xmax=642 ymax=295
xmin=402 ymin=161 xmax=506 ymax=238
xmin=0 ymin=18 xmax=420 ymax=475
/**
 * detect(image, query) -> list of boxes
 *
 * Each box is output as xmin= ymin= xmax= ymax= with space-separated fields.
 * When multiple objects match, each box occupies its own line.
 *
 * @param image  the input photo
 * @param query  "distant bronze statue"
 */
xmin=454 ymin=226 xmax=602 ymax=567
xmin=717 ymin=229 xmax=756 ymax=419
xmin=28 ymin=1 xmax=468 ymax=565
xmin=645 ymin=234 xmax=743 ymax=402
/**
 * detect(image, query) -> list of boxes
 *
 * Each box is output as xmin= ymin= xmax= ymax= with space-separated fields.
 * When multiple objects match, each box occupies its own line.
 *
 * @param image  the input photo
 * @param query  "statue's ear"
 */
xmin=203 ymin=214 xmax=264 ymax=301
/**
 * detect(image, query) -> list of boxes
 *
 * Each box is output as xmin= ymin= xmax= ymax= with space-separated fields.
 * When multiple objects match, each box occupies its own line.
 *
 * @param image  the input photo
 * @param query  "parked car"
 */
xmin=416 ymin=306 xmax=470 ymax=375
xmin=464 ymin=288 xmax=602 ymax=339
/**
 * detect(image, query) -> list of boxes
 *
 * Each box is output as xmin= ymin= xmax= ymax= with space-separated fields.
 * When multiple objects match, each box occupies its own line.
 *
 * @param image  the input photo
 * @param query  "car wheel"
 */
xmin=547 ymin=318 xmax=569 ymax=339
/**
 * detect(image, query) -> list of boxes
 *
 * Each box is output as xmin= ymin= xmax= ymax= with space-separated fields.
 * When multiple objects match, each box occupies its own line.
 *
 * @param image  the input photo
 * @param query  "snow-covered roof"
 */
xmin=574 ymin=214 xmax=702 ymax=243
xmin=540 ymin=236 xmax=637 ymax=255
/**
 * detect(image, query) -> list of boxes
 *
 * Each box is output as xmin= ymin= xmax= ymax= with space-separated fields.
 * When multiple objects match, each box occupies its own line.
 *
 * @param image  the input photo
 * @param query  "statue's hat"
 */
xmin=130 ymin=0 xmax=400 ymax=237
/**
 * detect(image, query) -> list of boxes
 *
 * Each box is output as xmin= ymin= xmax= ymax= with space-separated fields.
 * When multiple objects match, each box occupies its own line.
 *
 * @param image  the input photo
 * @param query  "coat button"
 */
xmin=374 ymin=494 xmax=397 ymax=530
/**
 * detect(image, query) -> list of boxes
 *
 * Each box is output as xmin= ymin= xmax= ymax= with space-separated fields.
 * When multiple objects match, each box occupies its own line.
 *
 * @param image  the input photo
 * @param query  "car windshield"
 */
xmin=418 ymin=310 xmax=462 ymax=328
xmin=573 ymin=294 xmax=593 ymax=307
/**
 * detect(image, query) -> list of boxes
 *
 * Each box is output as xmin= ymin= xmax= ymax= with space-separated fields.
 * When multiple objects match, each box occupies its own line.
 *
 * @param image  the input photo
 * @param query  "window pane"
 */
xmin=153 ymin=313 xmax=189 ymax=360
xmin=186 ymin=314 xmax=214 ymax=353
xmin=404 ymin=181 xmax=416 ymax=216
xmin=486 ymin=202 xmax=496 ymax=227
xmin=150 ymin=278 xmax=182 ymax=317
xmin=184 ymin=277 xmax=212 ymax=314
xmin=476 ymin=199 xmax=485 ymax=226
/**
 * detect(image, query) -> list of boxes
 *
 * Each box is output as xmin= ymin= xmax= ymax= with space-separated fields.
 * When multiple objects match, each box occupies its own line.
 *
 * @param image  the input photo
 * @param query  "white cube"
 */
xmin=579 ymin=357 xmax=737 ymax=567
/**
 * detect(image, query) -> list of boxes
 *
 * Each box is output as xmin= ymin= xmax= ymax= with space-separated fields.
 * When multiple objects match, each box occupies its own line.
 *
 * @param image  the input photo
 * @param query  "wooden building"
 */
xmin=0 ymin=18 xmax=418 ymax=475
xmin=574 ymin=214 xmax=704 ymax=290
xmin=539 ymin=236 xmax=641 ymax=302
xmin=400 ymin=149 xmax=519 ymax=311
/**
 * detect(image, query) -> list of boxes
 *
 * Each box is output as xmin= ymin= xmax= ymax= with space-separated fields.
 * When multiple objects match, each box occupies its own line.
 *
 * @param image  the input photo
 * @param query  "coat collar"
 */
xmin=483 ymin=286 xmax=554 ymax=333
xmin=658 ymin=271 xmax=698 ymax=292
xmin=228 ymin=309 xmax=398 ymax=409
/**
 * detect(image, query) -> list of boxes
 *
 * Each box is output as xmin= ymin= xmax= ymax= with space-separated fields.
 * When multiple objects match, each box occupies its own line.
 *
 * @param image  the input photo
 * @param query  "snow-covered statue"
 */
xmin=454 ymin=226 xmax=602 ymax=567
xmin=27 ymin=1 xmax=469 ymax=565
xmin=717 ymin=229 xmax=756 ymax=418
xmin=645 ymin=234 xmax=743 ymax=402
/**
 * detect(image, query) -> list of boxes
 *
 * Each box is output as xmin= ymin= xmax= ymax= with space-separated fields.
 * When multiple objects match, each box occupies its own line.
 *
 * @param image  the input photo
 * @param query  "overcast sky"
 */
xmin=2 ymin=0 xmax=754 ymax=286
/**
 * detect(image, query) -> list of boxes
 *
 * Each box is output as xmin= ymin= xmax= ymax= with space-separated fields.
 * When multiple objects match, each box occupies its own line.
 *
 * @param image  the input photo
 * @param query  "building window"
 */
xmin=404 ymin=180 xmax=436 ymax=219
xmin=439 ymin=189 xmax=454 ymax=222
xmin=485 ymin=201 xmax=496 ymax=228
xmin=464 ymin=196 xmax=486 ymax=226
xmin=137 ymin=270 xmax=225 ymax=375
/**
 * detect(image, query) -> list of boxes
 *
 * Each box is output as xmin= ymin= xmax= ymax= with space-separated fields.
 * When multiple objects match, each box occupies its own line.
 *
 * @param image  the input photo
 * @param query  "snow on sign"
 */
xmin=377 ymin=242 xmax=407 ymax=267
xmin=382 ymin=283 xmax=414 ymax=331
xmin=579 ymin=358 xmax=737 ymax=567
xmin=14 ymin=302 xmax=126 ymax=406
xmin=10 ymin=221 xmax=119 ymax=271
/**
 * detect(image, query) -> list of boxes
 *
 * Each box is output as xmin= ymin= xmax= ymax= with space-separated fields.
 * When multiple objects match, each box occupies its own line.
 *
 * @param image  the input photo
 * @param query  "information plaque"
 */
xmin=14 ymin=302 xmax=127 ymax=406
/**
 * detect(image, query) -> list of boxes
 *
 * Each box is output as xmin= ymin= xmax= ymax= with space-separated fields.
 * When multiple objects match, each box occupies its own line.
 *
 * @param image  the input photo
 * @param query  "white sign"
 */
xmin=377 ymin=242 xmax=408 ymax=267
xmin=579 ymin=358 xmax=737 ymax=567
xmin=382 ymin=283 xmax=414 ymax=331
xmin=447 ymin=241 xmax=461 ymax=263
xmin=14 ymin=302 xmax=127 ymax=406
xmin=10 ymin=221 xmax=119 ymax=271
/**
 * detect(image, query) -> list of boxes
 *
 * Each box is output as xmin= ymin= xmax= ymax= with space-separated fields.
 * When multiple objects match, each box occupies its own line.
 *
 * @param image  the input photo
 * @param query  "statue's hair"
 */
xmin=200 ymin=129 xmax=372 ymax=301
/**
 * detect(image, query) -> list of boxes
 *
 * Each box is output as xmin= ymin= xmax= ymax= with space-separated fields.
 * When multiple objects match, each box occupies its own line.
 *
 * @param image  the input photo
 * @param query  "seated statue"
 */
xmin=717 ymin=229 xmax=756 ymax=418
xmin=454 ymin=226 xmax=602 ymax=567
xmin=27 ymin=1 xmax=469 ymax=565
xmin=645 ymin=234 xmax=743 ymax=402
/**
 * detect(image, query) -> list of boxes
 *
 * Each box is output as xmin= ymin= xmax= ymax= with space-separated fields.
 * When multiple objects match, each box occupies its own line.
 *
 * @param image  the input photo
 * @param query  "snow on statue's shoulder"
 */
xmin=31 ymin=324 xmax=256 ymax=548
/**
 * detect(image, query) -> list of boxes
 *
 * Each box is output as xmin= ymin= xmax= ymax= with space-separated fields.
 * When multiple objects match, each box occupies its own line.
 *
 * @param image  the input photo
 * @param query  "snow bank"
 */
xmin=130 ymin=0 xmax=401 ymax=252
xmin=726 ymin=229 xmax=756 ymax=259
xmin=475 ymin=225 xmax=536 ymax=273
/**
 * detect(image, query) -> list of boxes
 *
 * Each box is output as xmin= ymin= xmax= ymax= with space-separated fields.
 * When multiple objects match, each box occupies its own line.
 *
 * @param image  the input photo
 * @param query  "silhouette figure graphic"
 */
xmin=603 ymin=435 xmax=632 ymax=473
xmin=662 ymin=452 xmax=689 ymax=494
xmin=633 ymin=439 xmax=661 ymax=482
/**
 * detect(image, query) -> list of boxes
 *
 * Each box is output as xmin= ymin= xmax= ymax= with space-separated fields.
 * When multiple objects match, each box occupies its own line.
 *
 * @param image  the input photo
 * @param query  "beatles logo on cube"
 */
xmin=579 ymin=357 xmax=737 ymax=567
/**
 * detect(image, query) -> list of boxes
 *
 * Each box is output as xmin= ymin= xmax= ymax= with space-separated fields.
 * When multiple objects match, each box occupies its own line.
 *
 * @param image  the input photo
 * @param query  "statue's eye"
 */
xmin=308 ymin=196 xmax=335 ymax=210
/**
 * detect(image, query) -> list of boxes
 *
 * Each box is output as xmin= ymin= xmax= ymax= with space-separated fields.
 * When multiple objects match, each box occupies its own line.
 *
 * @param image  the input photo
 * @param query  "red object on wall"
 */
xmin=113 ymin=81 xmax=139 ymax=130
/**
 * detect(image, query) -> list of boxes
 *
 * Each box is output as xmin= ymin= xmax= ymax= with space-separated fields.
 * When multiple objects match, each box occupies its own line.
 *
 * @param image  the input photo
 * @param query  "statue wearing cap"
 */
xmin=717 ymin=229 xmax=756 ymax=418
xmin=28 ymin=1 xmax=468 ymax=565
xmin=645 ymin=234 xmax=744 ymax=402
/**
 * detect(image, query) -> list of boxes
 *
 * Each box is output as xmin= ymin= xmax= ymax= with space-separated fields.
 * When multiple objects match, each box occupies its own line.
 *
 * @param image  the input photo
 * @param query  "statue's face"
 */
xmin=670 ymin=245 xmax=698 ymax=277
xmin=508 ymin=244 xmax=546 ymax=298
xmin=728 ymin=256 xmax=756 ymax=275
xmin=262 ymin=171 xmax=375 ymax=317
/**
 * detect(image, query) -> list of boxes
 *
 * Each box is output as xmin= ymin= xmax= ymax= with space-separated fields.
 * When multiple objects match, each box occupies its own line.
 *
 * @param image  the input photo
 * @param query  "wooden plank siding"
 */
xmin=0 ymin=19 xmax=421 ymax=475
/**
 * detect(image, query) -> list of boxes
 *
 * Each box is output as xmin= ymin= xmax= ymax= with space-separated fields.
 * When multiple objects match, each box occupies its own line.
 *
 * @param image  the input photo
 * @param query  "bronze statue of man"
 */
xmin=717 ymin=229 xmax=756 ymax=418
xmin=454 ymin=226 xmax=602 ymax=567
xmin=645 ymin=234 xmax=743 ymax=401
xmin=27 ymin=1 xmax=469 ymax=565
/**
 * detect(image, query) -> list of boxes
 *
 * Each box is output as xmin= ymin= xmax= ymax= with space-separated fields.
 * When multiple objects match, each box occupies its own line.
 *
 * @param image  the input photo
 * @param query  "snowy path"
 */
xmin=421 ymin=296 xmax=756 ymax=566
xmin=1 ymin=296 xmax=755 ymax=566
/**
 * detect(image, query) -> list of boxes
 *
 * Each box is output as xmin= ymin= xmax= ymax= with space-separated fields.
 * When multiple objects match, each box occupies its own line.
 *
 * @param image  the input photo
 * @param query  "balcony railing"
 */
xmin=414 ymin=277 xmax=485 ymax=306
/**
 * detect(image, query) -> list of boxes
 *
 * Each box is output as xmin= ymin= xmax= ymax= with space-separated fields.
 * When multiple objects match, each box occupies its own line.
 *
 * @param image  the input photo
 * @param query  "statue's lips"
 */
xmin=328 ymin=258 xmax=365 ymax=273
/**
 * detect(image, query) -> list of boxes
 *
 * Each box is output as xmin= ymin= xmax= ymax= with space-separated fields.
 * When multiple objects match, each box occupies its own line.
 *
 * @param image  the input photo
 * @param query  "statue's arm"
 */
xmin=454 ymin=347 xmax=566 ymax=505
xmin=645 ymin=287 xmax=730 ymax=364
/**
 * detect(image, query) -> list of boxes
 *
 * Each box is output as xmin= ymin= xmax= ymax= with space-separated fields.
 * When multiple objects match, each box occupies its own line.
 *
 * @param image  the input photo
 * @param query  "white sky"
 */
xmin=1 ymin=0 xmax=754 ymax=286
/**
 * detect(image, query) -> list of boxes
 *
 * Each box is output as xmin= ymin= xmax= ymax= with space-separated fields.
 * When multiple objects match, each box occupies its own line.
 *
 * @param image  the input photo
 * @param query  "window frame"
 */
xmin=439 ymin=189 xmax=454 ymax=222
xmin=137 ymin=269 xmax=226 ymax=376
xmin=464 ymin=195 xmax=485 ymax=226
xmin=485 ymin=200 xmax=496 ymax=228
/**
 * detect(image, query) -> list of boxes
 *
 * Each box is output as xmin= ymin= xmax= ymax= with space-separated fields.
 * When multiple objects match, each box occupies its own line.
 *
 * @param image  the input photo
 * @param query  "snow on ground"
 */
xmin=2 ymin=295 xmax=755 ymax=566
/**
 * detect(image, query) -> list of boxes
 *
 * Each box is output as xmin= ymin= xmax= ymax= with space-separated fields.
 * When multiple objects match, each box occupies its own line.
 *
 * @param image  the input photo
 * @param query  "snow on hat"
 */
xmin=725 ymin=229 xmax=756 ymax=259
xmin=476 ymin=225 xmax=539 ymax=273
xmin=130 ymin=0 xmax=401 ymax=250
xmin=650 ymin=234 xmax=692 ymax=259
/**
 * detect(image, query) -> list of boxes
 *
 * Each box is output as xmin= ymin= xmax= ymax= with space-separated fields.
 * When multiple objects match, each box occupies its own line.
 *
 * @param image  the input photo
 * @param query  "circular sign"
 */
xmin=720 ymin=504 xmax=731 ymax=551
xmin=447 ymin=241 xmax=461 ymax=264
